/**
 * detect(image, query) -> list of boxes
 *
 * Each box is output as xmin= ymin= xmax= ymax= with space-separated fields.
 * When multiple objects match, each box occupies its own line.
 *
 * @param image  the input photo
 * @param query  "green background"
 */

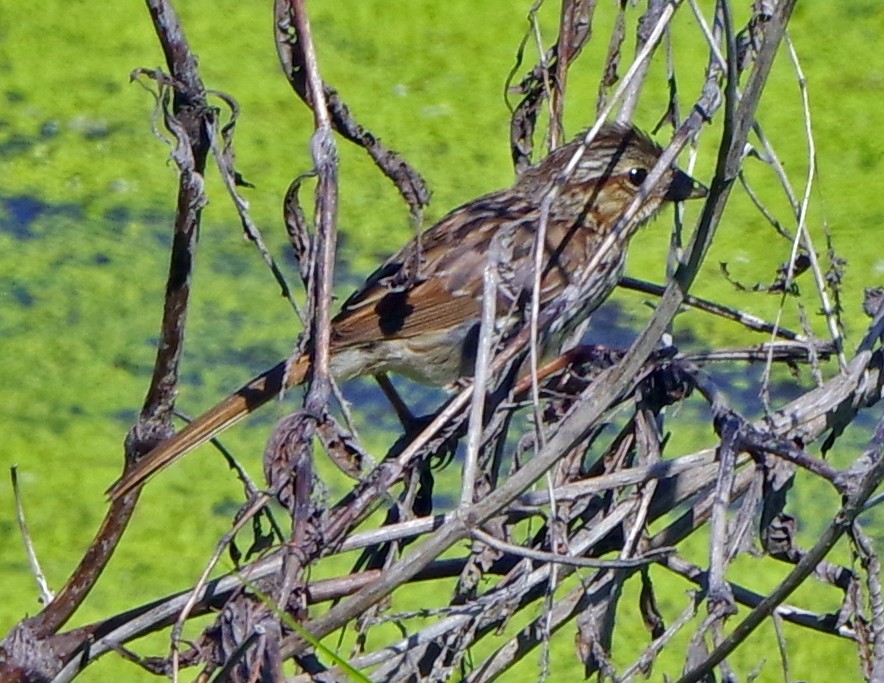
xmin=1 ymin=1 xmax=883 ymax=680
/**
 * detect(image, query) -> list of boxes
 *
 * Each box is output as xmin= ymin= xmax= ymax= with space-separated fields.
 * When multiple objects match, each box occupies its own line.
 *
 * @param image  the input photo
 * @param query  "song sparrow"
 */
xmin=108 ymin=122 xmax=705 ymax=499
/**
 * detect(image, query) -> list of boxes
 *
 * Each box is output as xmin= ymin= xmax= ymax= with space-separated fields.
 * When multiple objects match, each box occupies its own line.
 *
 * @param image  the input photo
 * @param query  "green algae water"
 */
xmin=2 ymin=2 xmax=883 ymax=680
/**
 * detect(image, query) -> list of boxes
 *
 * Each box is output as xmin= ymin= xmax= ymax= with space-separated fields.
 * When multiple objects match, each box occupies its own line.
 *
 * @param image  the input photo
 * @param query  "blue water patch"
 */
xmin=9 ymin=284 xmax=34 ymax=307
xmin=0 ymin=194 xmax=84 ymax=240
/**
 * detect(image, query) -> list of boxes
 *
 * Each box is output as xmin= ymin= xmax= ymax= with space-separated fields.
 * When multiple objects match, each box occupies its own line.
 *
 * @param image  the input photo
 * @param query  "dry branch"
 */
xmin=5 ymin=2 xmax=884 ymax=682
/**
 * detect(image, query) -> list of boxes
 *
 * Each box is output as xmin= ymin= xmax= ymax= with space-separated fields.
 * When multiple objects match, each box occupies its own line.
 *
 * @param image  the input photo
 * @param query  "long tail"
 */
xmin=106 ymin=355 xmax=310 ymax=500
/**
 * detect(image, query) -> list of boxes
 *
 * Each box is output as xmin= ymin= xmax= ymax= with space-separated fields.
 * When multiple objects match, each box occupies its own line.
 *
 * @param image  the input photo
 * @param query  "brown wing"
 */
xmin=330 ymin=189 xmax=540 ymax=350
xmin=331 ymin=275 xmax=481 ymax=349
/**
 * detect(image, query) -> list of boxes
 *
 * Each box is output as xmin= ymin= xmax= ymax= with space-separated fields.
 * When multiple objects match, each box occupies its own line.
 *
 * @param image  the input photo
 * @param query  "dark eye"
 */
xmin=628 ymin=167 xmax=648 ymax=186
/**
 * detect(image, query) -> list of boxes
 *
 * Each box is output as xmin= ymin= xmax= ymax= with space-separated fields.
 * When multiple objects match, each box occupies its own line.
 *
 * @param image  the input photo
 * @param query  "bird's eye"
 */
xmin=628 ymin=167 xmax=648 ymax=186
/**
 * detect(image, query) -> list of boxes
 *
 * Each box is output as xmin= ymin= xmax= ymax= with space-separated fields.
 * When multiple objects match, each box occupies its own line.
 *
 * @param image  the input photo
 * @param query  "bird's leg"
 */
xmin=373 ymin=373 xmax=418 ymax=429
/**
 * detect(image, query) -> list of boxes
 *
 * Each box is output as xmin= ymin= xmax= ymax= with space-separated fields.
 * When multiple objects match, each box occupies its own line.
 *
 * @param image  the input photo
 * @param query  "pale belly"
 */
xmin=329 ymin=320 xmax=479 ymax=386
xmin=328 ymin=250 xmax=626 ymax=387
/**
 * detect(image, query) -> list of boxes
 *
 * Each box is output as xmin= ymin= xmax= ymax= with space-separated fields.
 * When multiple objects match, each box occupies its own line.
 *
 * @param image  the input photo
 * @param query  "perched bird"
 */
xmin=108 ymin=122 xmax=706 ymax=499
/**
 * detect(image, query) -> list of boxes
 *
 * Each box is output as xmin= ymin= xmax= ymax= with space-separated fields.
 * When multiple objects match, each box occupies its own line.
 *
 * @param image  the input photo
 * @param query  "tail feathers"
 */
xmin=106 ymin=355 xmax=309 ymax=500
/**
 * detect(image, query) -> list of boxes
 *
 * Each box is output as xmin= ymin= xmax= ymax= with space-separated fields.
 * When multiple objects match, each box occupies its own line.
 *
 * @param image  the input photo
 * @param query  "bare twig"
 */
xmin=9 ymin=3 xmax=881 ymax=682
xmin=11 ymin=467 xmax=54 ymax=605
xmin=677 ymin=411 xmax=884 ymax=683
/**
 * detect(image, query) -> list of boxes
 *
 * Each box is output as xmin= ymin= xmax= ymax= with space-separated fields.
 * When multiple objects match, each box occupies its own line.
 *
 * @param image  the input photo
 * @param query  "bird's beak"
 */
xmin=665 ymin=169 xmax=708 ymax=201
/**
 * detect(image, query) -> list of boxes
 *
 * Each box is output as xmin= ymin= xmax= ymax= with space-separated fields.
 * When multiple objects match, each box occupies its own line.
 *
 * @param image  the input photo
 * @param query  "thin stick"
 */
xmin=11 ymin=467 xmax=54 ymax=605
xmin=676 ymin=414 xmax=884 ymax=683
xmin=462 ymin=259 xmax=499 ymax=508
xmin=471 ymin=528 xmax=672 ymax=569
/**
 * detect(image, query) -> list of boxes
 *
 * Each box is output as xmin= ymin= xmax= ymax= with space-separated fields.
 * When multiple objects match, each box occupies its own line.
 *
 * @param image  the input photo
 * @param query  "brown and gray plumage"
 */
xmin=108 ymin=122 xmax=706 ymax=499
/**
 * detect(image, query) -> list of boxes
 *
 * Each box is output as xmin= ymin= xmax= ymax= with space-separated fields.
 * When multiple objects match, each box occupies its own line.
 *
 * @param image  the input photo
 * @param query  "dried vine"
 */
xmin=4 ymin=2 xmax=884 ymax=682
